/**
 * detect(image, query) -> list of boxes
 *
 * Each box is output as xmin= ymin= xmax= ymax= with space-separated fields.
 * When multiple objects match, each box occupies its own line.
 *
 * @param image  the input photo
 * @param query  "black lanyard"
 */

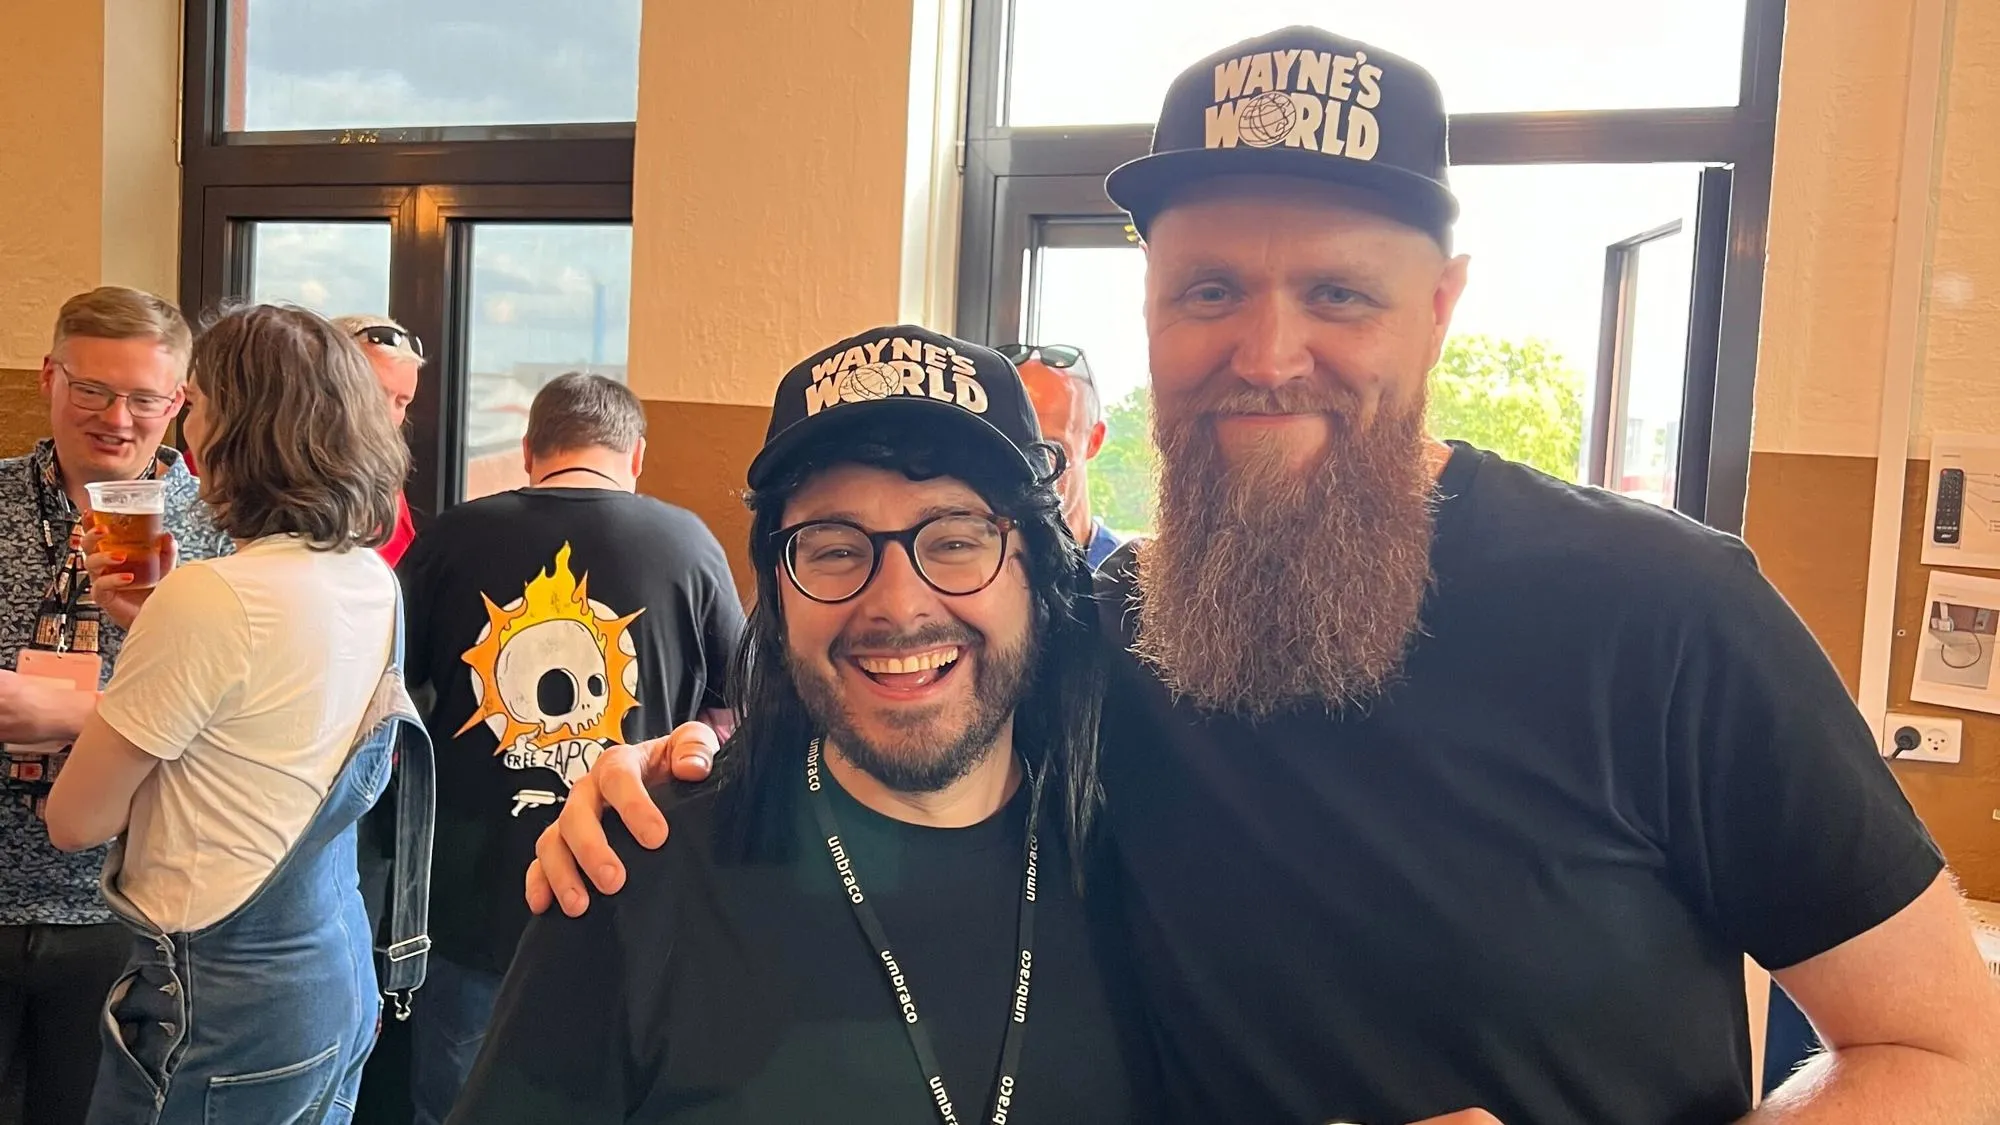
xmin=29 ymin=450 xmax=161 ymax=567
xmin=24 ymin=450 xmax=162 ymax=652
xmin=534 ymin=466 xmax=624 ymax=488
xmin=806 ymin=738 xmax=1042 ymax=1125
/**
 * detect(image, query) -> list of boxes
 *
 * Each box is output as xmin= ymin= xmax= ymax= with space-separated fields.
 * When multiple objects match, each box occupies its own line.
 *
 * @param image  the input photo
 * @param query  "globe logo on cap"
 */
xmin=1236 ymin=90 xmax=1298 ymax=148
xmin=836 ymin=362 xmax=898 ymax=404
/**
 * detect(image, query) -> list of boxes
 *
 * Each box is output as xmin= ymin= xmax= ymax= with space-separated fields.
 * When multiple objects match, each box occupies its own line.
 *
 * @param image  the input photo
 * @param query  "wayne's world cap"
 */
xmin=1105 ymin=26 xmax=1458 ymax=247
xmin=747 ymin=325 xmax=1045 ymax=490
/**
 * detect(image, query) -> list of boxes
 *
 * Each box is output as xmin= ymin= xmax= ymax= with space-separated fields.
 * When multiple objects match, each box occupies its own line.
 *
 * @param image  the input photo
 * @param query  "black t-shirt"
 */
xmin=1098 ymin=443 xmax=1943 ymax=1125
xmin=450 ymin=770 xmax=1145 ymax=1124
xmin=398 ymin=487 xmax=745 ymax=973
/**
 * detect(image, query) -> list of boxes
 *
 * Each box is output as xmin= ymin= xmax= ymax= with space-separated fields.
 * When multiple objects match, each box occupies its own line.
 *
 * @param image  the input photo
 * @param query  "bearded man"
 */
xmin=528 ymin=26 xmax=2000 ymax=1125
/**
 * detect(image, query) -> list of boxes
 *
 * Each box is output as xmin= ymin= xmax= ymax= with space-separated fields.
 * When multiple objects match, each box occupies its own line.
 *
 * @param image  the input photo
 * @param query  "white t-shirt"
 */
xmin=96 ymin=535 xmax=398 ymax=932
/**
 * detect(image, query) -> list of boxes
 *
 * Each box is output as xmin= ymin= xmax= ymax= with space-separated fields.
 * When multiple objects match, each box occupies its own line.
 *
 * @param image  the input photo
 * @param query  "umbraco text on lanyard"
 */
xmin=806 ymin=738 xmax=1043 ymax=1125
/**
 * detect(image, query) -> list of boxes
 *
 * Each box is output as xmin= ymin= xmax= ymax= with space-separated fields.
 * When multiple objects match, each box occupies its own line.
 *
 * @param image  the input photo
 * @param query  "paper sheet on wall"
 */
xmin=1920 ymin=433 xmax=2000 ymax=570
xmin=1911 ymin=571 xmax=2000 ymax=716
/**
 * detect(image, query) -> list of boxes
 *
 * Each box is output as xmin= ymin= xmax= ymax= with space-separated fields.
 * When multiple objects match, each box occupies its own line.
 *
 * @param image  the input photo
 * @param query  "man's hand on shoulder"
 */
xmin=526 ymin=721 xmax=720 ymax=917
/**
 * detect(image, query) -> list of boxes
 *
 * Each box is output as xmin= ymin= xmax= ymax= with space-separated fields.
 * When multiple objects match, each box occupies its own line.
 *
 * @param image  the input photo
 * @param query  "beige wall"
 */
xmin=1914 ymin=0 xmax=2000 ymax=445
xmin=1743 ymin=0 xmax=2000 ymax=897
xmin=0 ymin=1 xmax=108 ymax=372
xmin=628 ymin=0 xmax=922 ymax=590
xmin=0 ymin=0 xmax=181 ymax=458
xmin=102 ymin=0 xmax=184 ymax=301
xmin=1749 ymin=0 xmax=1915 ymax=459
xmin=627 ymin=0 xmax=915 ymax=407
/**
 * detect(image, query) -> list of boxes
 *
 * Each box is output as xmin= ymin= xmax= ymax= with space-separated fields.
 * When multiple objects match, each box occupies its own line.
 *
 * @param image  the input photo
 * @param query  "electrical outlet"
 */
xmin=1882 ymin=712 xmax=1964 ymax=763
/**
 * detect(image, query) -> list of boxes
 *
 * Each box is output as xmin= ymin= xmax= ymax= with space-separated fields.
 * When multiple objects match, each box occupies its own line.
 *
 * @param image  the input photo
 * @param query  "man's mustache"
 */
xmin=829 ymin=623 xmax=982 ymax=661
xmin=1181 ymin=380 xmax=1364 ymax=422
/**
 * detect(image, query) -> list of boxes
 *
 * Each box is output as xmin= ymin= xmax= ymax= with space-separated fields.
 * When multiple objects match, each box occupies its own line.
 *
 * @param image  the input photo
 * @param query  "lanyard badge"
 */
xmin=806 ymin=739 xmax=1044 ymax=1125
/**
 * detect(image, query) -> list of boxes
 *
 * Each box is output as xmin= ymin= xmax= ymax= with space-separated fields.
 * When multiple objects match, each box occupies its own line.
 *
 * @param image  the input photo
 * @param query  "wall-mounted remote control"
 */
xmin=1935 ymin=468 xmax=1965 ymax=544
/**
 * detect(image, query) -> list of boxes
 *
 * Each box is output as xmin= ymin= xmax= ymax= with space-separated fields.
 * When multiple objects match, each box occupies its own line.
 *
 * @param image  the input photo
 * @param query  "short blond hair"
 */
xmin=51 ymin=287 xmax=192 ymax=364
xmin=330 ymin=313 xmax=426 ymax=367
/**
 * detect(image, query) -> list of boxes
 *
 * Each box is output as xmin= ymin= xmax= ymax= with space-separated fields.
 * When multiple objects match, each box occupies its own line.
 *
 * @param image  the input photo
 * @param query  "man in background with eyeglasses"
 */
xmin=334 ymin=314 xmax=426 ymax=566
xmin=1004 ymin=345 xmax=1125 ymax=570
xmin=0 ymin=286 xmax=232 ymax=1125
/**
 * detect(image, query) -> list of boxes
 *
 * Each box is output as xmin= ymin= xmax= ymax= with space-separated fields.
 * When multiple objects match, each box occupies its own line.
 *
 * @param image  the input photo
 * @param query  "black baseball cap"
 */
xmin=1105 ymin=26 xmax=1458 ymax=248
xmin=747 ymin=325 xmax=1046 ymax=490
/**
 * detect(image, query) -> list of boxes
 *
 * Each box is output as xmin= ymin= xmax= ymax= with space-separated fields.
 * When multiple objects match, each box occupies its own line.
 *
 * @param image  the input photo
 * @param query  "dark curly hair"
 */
xmin=710 ymin=418 xmax=1105 ymax=887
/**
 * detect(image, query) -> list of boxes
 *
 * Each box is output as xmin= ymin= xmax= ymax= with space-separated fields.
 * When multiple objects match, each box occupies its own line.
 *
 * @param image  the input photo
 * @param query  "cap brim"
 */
xmin=746 ymin=397 xmax=1041 ymax=491
xmin=1106 ymin=146 xmax=1458 ymax=243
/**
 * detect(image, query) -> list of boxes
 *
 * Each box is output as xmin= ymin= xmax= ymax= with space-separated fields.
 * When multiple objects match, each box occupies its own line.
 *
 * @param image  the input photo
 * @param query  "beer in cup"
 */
xmin=84 ymin=480 xmax=169 ymax=589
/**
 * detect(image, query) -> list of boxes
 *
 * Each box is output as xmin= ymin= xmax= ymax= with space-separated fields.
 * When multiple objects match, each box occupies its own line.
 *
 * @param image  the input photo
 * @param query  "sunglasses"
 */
xmin=354 ymin=325 xmax=425 ymax=360
xmin=996 ymin=344 xmax=1093 ymax=384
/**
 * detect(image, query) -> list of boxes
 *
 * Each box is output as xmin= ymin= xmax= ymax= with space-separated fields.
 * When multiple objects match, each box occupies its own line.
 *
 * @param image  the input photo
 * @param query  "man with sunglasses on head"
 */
xmin=1002 ymin=345 xmax=1125 ymax=570
xmin=0 ymin=286 xmax=233 ymax=1125
xmin=446 ymin=326 xmax=1142 ymax=1124
xmin=333 ymin=314 xmax=426 ymax=565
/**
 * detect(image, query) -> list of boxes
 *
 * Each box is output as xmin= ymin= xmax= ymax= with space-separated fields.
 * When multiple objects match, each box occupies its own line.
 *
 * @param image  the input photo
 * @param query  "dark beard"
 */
xmin=788 ymin=621 xmax=1038 ymax=793
xmin=1135 ymin=380 xmax=1437 ymax=718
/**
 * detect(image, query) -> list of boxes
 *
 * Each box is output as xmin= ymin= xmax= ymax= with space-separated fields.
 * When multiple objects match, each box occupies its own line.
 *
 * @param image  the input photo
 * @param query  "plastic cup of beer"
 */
xmin=84 ymin=480 xmax=168 ymax=588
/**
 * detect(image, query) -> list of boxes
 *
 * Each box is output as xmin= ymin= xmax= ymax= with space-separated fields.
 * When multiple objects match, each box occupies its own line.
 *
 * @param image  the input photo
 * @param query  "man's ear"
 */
xmin=630 ymin=437 xmax=647 ymax=480
xmin=1085 ymin=420 xmax=1108 ymax=461
xmin=520 ymin=438 xmax=535 ymax=481
xmin=1426 ymin=254 xmax=1472 ymax=370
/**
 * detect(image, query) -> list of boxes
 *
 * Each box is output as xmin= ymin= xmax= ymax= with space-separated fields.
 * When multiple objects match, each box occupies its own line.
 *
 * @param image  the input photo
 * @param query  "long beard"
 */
xmin=1135 ymin=382 xmax=1438 ymax=718
xmin=788 ymin=622 xmax=1037 ymax=793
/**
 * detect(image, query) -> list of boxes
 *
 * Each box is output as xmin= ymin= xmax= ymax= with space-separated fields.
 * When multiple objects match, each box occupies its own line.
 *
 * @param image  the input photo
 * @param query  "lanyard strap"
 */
xmin=28 ymin=449 xmax=160 ymax=652
xmin=806 ymin=739 xmax=1041 ymax=1125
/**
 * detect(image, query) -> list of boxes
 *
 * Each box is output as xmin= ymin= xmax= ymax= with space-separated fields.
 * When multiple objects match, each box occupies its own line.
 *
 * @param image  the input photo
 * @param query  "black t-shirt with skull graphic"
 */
xmin=397 ymin=486 xmax=744 ymax=975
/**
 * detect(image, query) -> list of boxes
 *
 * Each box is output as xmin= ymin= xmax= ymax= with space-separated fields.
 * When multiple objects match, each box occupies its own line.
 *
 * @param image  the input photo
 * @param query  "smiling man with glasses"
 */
xmin=446 ymin=326 xmax=1142 ymax=1125
xmin=0 ymin=286 xmax=232 ymax=1125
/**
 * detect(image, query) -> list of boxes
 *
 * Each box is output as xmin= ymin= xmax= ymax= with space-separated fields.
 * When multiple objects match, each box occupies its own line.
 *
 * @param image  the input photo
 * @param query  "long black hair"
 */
xmin=710 ymin=418 xmax=1105 ymax=887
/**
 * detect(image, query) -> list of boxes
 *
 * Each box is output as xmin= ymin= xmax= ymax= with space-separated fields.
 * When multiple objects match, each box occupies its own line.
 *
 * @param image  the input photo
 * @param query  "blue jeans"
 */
xmin=410 ymin=956 xmax=503 ymax=1125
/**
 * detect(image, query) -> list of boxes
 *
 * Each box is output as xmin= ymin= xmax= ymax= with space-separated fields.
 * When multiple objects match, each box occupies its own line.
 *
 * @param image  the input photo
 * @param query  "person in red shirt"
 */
xmin=332 ymin=316 xmax=425 ymax=566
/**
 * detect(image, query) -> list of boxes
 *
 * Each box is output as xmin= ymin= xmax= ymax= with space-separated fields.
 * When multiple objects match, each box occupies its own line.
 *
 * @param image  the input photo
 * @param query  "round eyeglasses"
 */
xmin=777 ymin=512 xmax=1017 ymax=604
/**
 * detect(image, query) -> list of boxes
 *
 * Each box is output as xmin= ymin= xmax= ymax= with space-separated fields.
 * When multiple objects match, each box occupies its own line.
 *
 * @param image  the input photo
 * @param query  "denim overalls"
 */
xmin=84 ymin=602 xmax=430 ymax=1125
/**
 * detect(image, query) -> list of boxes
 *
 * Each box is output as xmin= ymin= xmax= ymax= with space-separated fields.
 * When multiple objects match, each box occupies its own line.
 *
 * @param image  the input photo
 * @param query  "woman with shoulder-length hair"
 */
xmin=44 ymin=302 xmax=426 ymax=1124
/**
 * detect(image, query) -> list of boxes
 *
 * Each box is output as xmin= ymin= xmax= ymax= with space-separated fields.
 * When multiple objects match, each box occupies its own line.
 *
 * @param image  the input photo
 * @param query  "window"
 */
xmin=1021 ymin=230 xmax=1154 ymax=533
xmin=462 ymin=224 xmax=634 ymax=500
xmin=1004 ymin=0 xmax=1749 ymax=125
xmin=181 ymin=1 xmax=636 ymax=516
xmin=245 ymin=221 xmax=391 ymax=315
xmin=230 ymin=0 xmax=642 ymax=136
xmin=960 ymin=0 xmax=1782 ymax=534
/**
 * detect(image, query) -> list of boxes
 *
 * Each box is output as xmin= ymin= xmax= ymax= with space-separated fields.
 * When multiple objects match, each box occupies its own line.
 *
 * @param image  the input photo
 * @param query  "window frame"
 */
xmin=178 ymin=0 xmax=635 ymax=520
xmin=954 ymin=0 xmax=1785 ymax=532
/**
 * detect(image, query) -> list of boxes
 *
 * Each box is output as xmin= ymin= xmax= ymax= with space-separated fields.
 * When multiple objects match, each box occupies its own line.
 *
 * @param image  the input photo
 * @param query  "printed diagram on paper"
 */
xmin=1921 ymin=433 xmax=2000 ymax=571
xmin=1912 ymin=571 xmax=2000 ymax=717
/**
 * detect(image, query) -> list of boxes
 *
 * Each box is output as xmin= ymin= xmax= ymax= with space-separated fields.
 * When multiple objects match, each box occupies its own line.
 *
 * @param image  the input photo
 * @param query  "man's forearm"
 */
xmin=0 ymin=687 xmax=95 ymax=745
xmin=1745 ymin=1043 xmax=1998 ymax=1124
